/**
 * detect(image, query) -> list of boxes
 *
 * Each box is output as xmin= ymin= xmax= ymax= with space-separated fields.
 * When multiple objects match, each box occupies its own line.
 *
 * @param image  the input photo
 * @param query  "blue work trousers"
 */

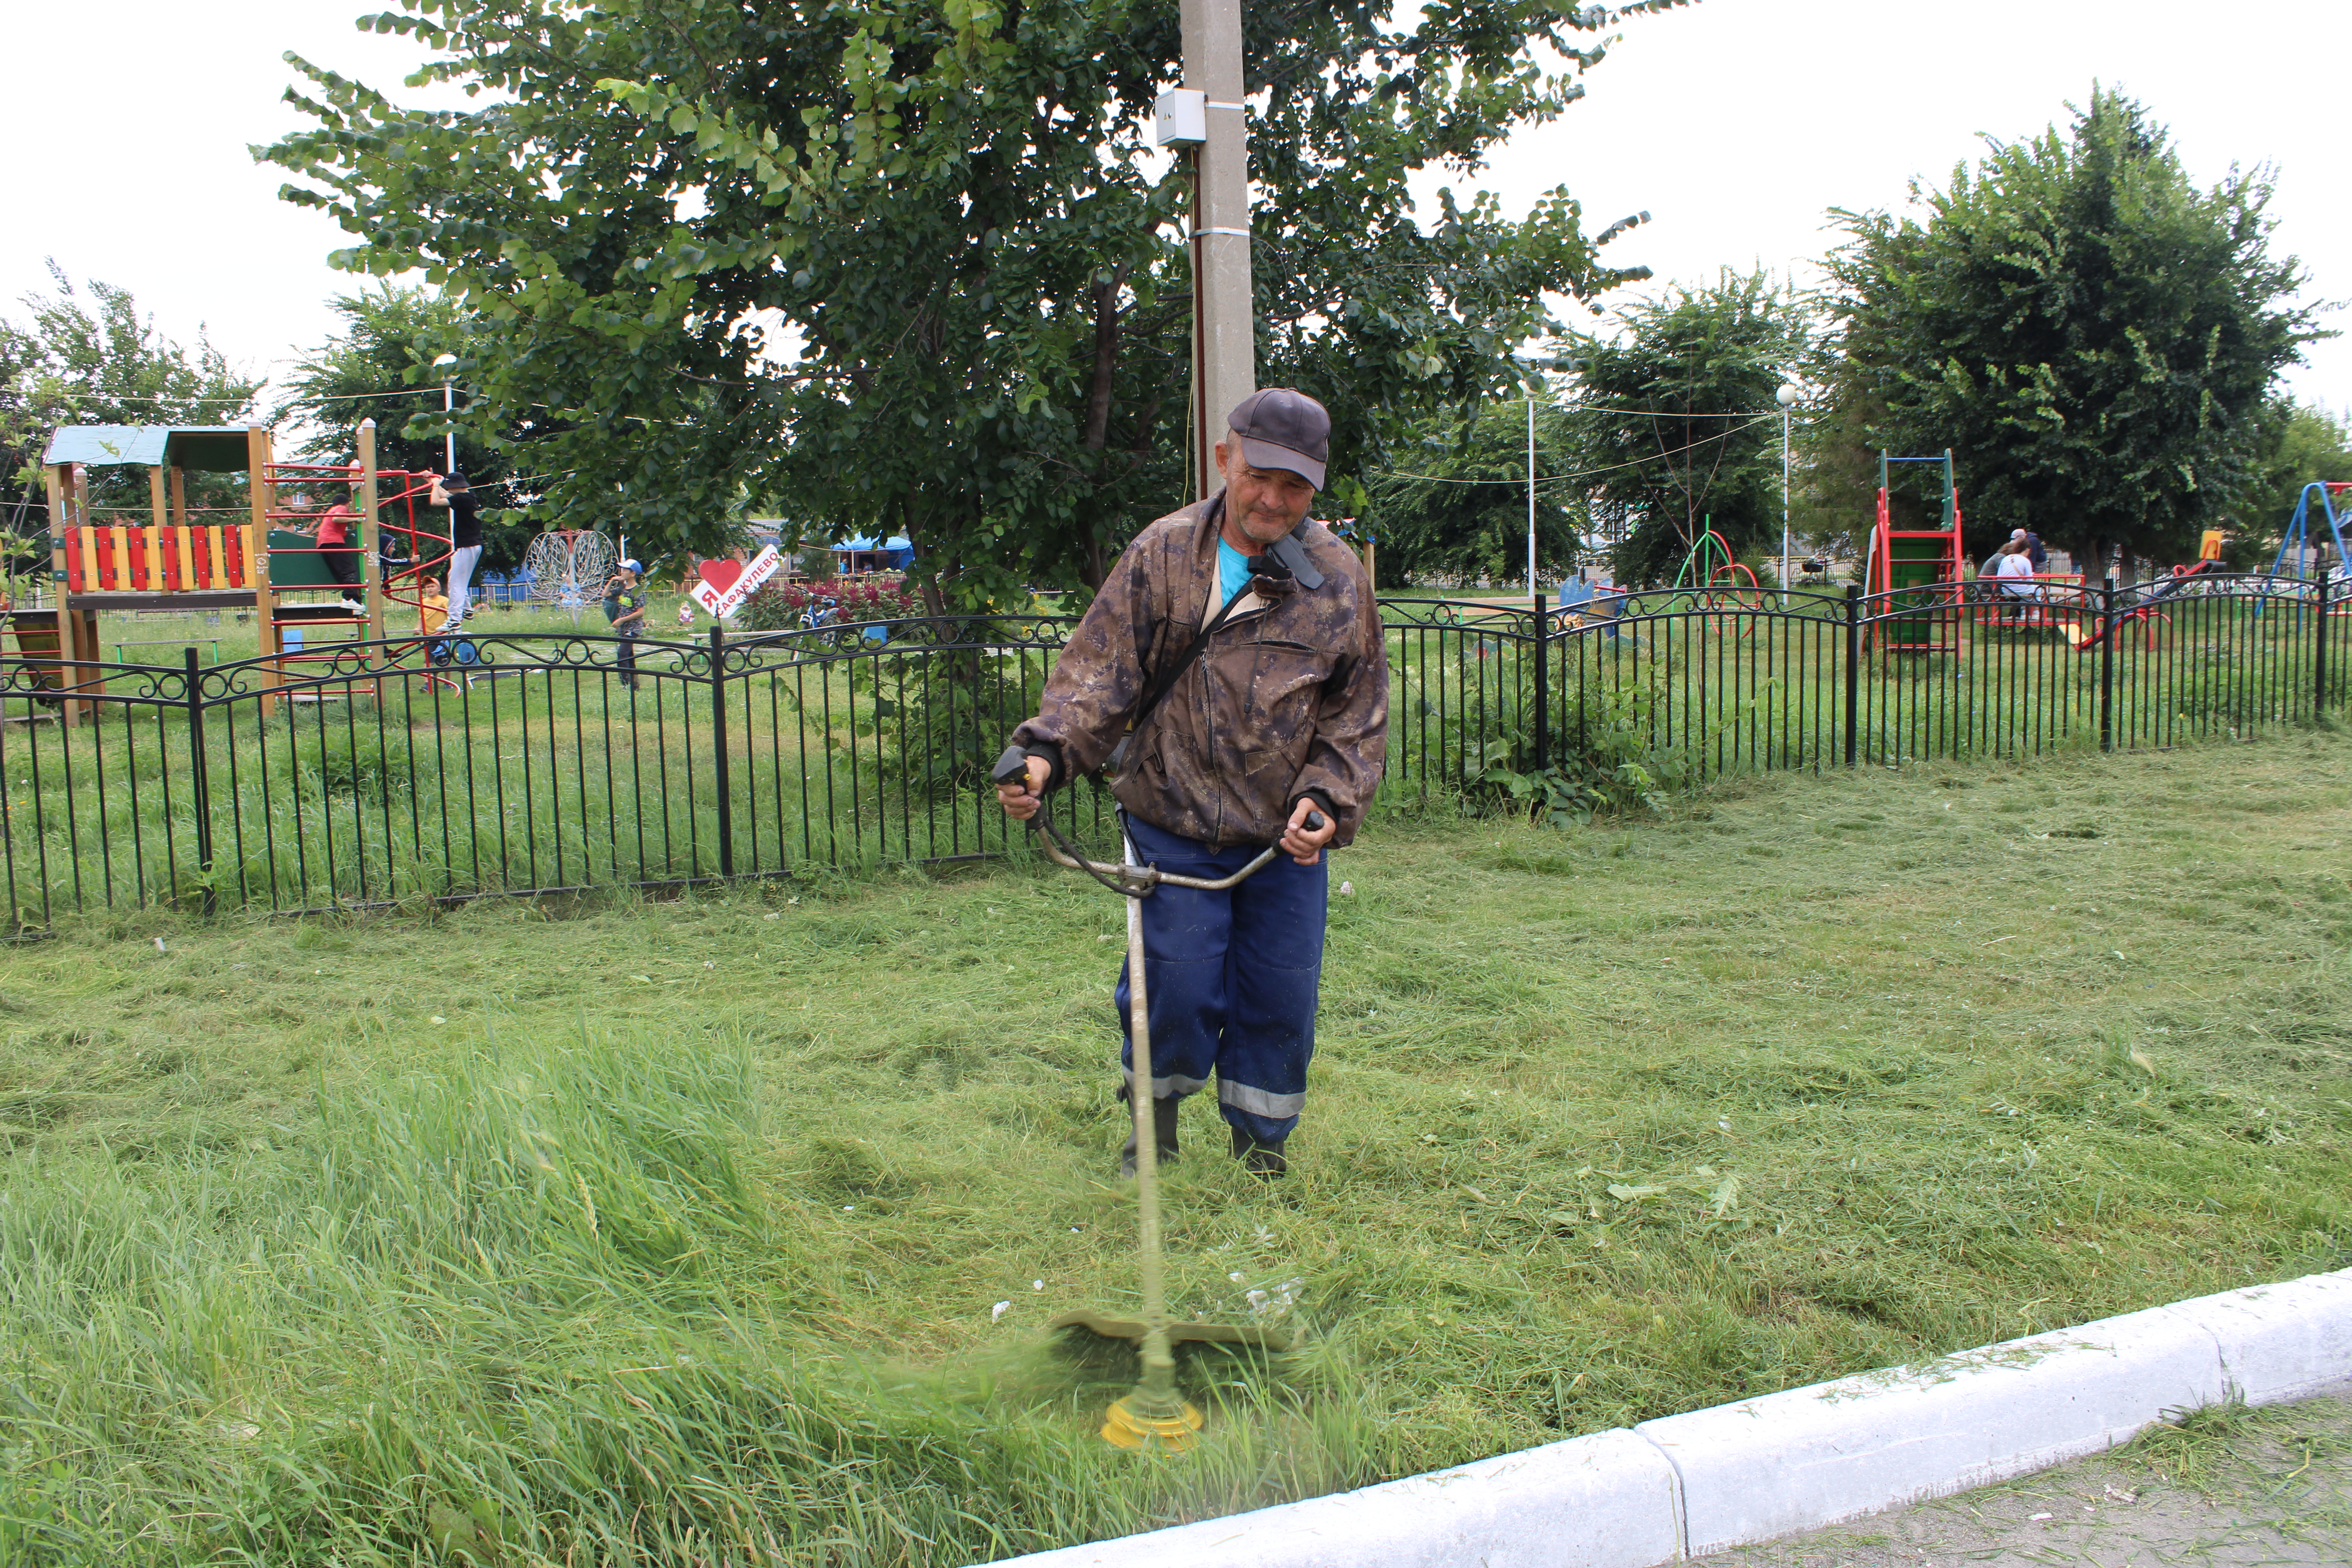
xmin=1114 ymin=813 xmax=1328 ymax=1144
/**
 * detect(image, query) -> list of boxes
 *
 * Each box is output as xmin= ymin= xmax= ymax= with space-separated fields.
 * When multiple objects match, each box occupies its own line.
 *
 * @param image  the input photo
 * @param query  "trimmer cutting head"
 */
xmin=1049 ymin=1308 xmax=1294 ymax=1354
xmin=1049 ymin=1310 xmax=1292 ymax=1450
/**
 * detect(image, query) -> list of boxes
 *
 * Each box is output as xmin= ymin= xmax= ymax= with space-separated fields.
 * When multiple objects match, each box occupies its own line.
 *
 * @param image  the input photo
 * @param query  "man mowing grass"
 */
xmin=996 ymin=389 xmax=1388 ymax=1179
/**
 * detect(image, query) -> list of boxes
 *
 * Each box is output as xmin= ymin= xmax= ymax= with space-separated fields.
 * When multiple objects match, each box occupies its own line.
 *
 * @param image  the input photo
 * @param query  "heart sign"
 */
xmin=690 ymin=546 xmax=784 ymax=618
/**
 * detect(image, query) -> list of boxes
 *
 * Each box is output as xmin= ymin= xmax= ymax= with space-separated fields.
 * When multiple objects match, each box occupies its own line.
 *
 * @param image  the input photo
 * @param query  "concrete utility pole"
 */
xmin=1526 ymin=383 xmax=1537 ymax=603
xmin=1183 ymin=0 xmax=1254 ymax=498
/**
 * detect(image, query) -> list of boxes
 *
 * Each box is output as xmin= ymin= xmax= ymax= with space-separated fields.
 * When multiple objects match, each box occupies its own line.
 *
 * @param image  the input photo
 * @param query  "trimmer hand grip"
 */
xmin=1303 ymin=809 xmax=1325 ymax=832
xmin=991 ymin=746 xmax=1034 ymax=789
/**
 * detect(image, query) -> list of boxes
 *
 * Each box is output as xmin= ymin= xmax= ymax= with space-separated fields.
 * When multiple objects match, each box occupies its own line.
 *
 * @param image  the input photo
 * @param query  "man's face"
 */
xmin=1214 ymin=440 xmax=1317 ymax=546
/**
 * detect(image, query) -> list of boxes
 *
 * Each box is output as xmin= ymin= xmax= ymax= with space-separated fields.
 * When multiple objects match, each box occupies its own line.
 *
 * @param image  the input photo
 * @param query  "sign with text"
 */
xmin=690 ymin=545 xmax=783 ymax=618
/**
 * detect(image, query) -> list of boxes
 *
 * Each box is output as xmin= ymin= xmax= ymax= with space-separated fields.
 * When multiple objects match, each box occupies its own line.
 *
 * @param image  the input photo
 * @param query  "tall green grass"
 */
xmin=3 ymin=728 xmax=2348 ymax=1565
xmin=0 ymin=1033 xmax=1392 ymax=1565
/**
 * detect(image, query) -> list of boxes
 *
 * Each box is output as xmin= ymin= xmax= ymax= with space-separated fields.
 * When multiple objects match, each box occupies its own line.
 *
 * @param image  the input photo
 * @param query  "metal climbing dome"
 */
xmin=521 ymin=530 xmax=619 ymax=608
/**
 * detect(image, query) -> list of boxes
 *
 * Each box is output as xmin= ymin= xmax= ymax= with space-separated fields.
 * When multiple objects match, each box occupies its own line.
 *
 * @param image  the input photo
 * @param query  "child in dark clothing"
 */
xmin=603 ymin=560 xmax=648 ymax=690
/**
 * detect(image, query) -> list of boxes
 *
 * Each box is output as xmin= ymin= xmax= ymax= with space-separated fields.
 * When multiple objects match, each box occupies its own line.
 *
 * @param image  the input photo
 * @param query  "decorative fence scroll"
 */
xmin=0 ymin=575 xmax=2339 ymax=924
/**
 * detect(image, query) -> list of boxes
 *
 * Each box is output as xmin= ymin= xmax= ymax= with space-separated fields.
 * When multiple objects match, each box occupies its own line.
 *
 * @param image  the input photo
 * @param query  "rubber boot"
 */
xmin=1230 ymin=1123 xmax=1289 ymax=1180
xmin=1119 ymin=1091 xmax=1182 ymax=1178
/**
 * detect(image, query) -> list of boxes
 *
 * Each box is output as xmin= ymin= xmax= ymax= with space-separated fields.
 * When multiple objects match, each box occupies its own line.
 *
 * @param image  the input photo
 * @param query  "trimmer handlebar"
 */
xmin=995 ymin=746 xmax=1323 ymax=893
xmin=1038 ymin=835 xmax=1285 ymax=893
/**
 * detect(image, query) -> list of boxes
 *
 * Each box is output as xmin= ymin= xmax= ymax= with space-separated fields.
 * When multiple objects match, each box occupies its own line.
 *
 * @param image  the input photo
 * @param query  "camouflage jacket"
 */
xmin=1011 ymin=492 xmax=1388 ymax=849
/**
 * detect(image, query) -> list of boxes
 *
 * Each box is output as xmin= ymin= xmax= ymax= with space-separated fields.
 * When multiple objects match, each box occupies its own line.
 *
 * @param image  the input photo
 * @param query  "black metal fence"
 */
xmin=0 ymin=574 xmax=2339 ymax=924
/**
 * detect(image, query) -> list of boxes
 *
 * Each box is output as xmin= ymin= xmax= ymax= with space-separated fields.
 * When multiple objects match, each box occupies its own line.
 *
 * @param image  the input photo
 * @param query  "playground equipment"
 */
xmin=1862 ymin=450 xmax=1965 ymax=656
xmin=20 ymin=422 xmax=449 ymax=721
xmin=521 ymin=529 xmax=620 ymax=610
xmin=1669 ymin=523 xmax=1763 ymax=633
xmin=2049 ymin=533 xmax=2231 ymax=651
xmin=2273 ymin=481 xmax=2352 ymax=586
xmin=2050 ymin=558 xmax=2237 ymax=652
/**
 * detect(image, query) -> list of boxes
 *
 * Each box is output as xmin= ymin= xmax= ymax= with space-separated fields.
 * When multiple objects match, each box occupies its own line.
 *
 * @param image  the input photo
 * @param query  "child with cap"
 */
xmin=603 ymin=559 xmax=648 ymax=690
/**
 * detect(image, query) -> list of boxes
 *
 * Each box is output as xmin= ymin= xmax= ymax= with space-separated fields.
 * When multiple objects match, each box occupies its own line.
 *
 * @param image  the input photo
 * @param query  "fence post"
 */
xmin=2099 ymin=575 xmax=2116 ymax=753
xmin=2316 ymin=569 xmax=2331 ymax=720
xmin=1532 ymin=592 xmax=1548 ymax=771
xmin=708 ymin=625 xmax=733 ymax=878
xmin=1843 ymin=585 xmax=1861 ymax=768
xmin=184 ymin=647 xmax=215 ymax=916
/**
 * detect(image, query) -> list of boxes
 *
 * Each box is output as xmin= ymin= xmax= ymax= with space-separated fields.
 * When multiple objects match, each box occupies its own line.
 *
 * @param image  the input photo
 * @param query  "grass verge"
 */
xmin=1 ymin=726 xmax=2348 ymax=1563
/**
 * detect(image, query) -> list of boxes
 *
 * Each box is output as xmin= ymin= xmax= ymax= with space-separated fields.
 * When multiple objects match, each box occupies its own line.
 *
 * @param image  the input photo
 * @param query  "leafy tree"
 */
xmin=259 ymin=0 xmax=1680 ymax=606
xmin=1370 ymin=392 xmax=1580 ymax=586
xmin=1570 ymin=270 xmax=1809 ymax=586
xmin=271 ymin=285 xmax=542 ymax=570
xmin=0 ymin=262 xmax=262 ymax=551
xmin=2231 ymin=396 xmax=2352 ymax=568
xmin=1824 ymin=89 xmax=2319 ymax=579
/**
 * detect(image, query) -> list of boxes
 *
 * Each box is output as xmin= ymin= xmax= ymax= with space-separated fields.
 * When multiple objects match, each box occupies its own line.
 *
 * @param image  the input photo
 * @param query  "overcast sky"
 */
xmin=5 ymin=0 xmax=2345 ymax=410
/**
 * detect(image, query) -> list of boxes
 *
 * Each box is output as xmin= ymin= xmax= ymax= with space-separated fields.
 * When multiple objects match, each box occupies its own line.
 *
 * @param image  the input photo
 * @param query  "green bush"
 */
xmin=792 ymin=649 xmax=1049 ymax=800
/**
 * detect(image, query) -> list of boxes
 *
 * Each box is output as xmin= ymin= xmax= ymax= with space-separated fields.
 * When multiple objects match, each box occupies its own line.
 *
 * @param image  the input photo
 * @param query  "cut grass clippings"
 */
xmin=0 ymin=728 xmax=2348 ymax=1564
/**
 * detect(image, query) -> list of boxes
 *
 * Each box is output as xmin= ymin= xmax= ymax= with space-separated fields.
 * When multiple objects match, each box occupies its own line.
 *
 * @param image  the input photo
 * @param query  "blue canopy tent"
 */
xmin=831 ymin=534 xmax=914 ymax=574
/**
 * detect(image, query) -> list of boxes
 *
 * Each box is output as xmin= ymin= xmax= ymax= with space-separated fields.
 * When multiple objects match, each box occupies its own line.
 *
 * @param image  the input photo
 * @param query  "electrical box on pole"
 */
xmin=1153 ymin=90 xmax=1206 ymax=146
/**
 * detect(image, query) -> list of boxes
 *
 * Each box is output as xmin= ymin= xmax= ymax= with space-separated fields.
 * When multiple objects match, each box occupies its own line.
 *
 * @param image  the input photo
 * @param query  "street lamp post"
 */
xmin=1511 ymin=353 xmax=1546 ymax=604
xmin=1776 ymin=382 xmax=1800 ymax=606
xmin=433 ymin=354 xmax=459 ymax=475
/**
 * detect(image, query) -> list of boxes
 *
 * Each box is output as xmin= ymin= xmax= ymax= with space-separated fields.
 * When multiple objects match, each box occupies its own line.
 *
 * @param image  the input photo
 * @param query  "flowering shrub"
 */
xmin=736 ymin=576 xmax=924 ymax=632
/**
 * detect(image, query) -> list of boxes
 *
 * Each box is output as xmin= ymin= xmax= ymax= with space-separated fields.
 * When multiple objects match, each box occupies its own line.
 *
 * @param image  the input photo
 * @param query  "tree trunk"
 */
xmin=1081 ymin=266 xmax=1132 ymax=456
xmin=902 ymin=500 xmax=949 ymax=620
xmin=1074 ymin=264 xmax=1134 ymax=592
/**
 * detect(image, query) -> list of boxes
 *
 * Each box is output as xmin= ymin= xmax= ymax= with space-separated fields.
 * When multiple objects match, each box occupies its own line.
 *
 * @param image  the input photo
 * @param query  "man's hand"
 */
xmin=1279 ymin=798 xmax=1337 ymax=866
xmin=995 ymin=754 xmax=1052 ymax=821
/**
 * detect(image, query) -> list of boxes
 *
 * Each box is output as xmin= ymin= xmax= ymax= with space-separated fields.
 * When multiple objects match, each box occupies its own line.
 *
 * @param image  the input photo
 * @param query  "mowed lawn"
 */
xmin=1 ymin=728 xmax=2347 ymax=1564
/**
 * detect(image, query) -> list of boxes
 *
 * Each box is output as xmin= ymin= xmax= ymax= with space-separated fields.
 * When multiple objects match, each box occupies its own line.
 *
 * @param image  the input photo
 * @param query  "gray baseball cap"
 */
xmin=1227 ymin=387 xmax=1329 ymax=490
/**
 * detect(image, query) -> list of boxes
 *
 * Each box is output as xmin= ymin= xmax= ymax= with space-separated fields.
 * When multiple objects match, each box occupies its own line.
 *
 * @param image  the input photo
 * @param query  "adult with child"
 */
xmin=428 ymin=472 xmax=484 ymax=633
xmin=1993 ymin=538 xmax=2042 ymax=619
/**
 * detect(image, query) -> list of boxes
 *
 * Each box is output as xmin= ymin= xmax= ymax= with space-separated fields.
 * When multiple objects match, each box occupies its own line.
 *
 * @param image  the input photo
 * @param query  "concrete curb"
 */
xmin=979 ymin=1266 xmax=2352 ymax=1567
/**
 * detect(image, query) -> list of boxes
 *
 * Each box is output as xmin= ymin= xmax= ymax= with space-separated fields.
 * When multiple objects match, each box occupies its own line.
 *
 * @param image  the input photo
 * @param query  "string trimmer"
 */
xmin=994 ymin=747 xmax=1307 ymax=1450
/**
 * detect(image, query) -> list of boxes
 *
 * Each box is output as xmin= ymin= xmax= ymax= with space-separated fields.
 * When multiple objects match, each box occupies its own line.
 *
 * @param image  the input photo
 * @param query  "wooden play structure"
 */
xmin=1862 ymin=450 xmax=1966 ymax=656
xmin=15 ymin=422 xmax=448 ymax=722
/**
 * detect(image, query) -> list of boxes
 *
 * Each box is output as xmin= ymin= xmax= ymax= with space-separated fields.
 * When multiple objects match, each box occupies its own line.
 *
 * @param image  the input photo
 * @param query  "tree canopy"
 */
xmin=1824 ymin=89 xmax=2318 ymax=576
xmin=1368 ymin=393 xmax=1578 ymax=587
xmin=1570 ymin=270 xmax=1808 ymax=586
xmin=2236 ymin=396 xmax=2352 ymax=566
xmin=259 ymin=0 xmax=1681 ymax=607
xmin=1 ymin=263 xmax=261 ymax=553
xmin=271 ymin=285 xmax=543 ymax=568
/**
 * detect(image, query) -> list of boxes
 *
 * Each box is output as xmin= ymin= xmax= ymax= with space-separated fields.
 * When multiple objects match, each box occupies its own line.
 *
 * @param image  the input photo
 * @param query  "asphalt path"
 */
xmin=1701 ymin=1386 xmax=2352 ymax=1567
